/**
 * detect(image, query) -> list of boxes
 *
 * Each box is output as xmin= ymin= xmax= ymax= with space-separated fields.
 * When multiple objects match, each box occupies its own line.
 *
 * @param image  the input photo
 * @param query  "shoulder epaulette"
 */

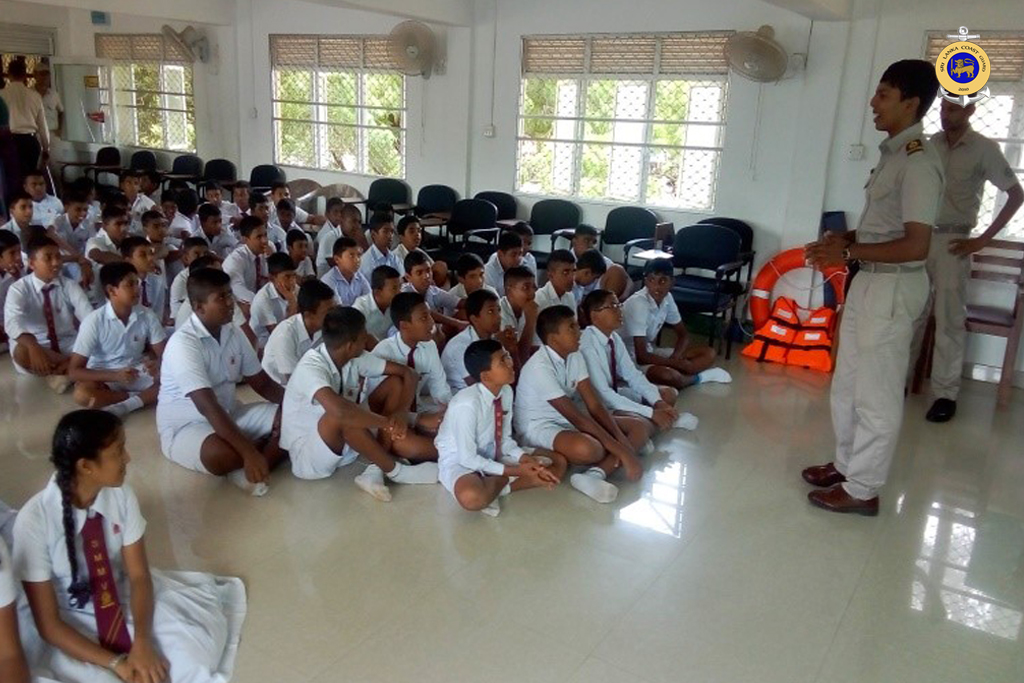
xmin=906 ymin=139 xmax=923 ymax=155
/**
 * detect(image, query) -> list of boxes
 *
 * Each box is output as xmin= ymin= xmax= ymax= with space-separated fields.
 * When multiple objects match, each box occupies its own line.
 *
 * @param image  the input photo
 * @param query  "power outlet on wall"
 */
xmin=846 ymin=144 xmax=866 ymax=161
xmin=483 ymin=125 xmax=496 ymax=138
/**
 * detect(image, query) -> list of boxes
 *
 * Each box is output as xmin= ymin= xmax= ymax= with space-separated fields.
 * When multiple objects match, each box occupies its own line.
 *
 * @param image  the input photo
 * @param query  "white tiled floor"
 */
xmin=1 ymin=357 xmax=1023 ymax=683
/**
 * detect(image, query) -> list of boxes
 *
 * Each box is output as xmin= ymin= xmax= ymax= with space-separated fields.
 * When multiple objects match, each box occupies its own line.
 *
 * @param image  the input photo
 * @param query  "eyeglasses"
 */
xmin=593 ymin=302 xmax=622 ymax=312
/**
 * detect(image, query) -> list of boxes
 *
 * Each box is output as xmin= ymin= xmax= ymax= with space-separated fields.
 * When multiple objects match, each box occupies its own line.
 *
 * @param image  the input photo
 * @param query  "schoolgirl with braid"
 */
xmin=12 ymin=410 xmax=247 ymax=683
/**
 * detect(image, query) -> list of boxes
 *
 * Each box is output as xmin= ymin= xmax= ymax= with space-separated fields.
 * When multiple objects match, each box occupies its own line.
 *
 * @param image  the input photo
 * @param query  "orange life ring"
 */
xmin=749 ymin=248 xmax=846 ymax=330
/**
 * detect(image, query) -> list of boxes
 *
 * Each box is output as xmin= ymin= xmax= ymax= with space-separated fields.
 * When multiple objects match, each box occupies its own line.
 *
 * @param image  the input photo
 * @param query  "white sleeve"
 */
xmin=425 ymin=345 xmax=452 ymax=403
xmin=295 ymin=206 xmax=310 ymax=224
xmin=663 ymin=297 xmax=682 ymax=326
xmin=71 ymin=309 xmax=100 ymax=357
xmin=441 ymin=337 xmax=469 ymax=390
xmin=580 ymin=335 xmax=653 ymax=418
xmin=448 ymin=402 xmax=507 ymax=476
xmin=249 ymin=292 xmax=273 ymax=332
xmin=622 ymin=297 xmax=649 ymax=340
xmin=3 ymin=282 xmax=30 ymax=341
xmin=528 ymin=359 xmax=570 ymax=403
xmin=12 ymin=504 xmax=52 ymax=583
xmin=0 ymin=538 xmax=17 ymax=608
xmin=224 ymin=252 xmax=256 ymax=303
xmin=500 ymin=391 xmax=526 ymax=462
xmin=355 ymin=351 xmax=389 ymax=379
xmin=168 ymin=334 xmax=215 ymax=396
xmin=66 ymin=280 xmax=94 ymax=324
xmin=119 ymin=485 xmax=147 ymax=546
xmin=143 ymin=309 xmax=167 ymax=346
xmin=238 ymin=329 xmax=263 ymax=378
xmin=615 ymin=334 xmax=661 ymax=409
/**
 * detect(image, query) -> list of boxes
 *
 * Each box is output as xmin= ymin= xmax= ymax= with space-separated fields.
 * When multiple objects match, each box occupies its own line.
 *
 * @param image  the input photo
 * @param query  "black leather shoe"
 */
xmin=926 ymin=398 xmax=957 ymax=423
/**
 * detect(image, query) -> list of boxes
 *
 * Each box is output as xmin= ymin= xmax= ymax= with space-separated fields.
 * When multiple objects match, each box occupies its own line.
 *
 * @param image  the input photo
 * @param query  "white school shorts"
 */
xmin=11 ymin=339 xmax=74 ymax=375
xmin=638 ymin=346 xmax=673 ymax=373
xmin=518 ymin=418 xmax=573 ymax=452
xmin=107 ymin=365 xmax=155 ymax=393
xmin=289 ymin=432 xmax=359 ymax=481
xmin=440 ymin=463 xmax=477 ymax=495
xmin=162 ymin=402 xmax=278 ymax=473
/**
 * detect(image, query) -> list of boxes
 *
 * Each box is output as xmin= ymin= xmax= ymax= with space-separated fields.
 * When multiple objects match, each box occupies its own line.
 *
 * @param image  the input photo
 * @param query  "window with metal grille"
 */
xmin=923 ymin=31 xmax=1024 ymax=240
xmin=269 ymin=35 xmax=406 ymax=178
xmin=95 ymin=34 xmax=196 ymax=152
xmin=517 ymin=32 xmax=733 ymax=210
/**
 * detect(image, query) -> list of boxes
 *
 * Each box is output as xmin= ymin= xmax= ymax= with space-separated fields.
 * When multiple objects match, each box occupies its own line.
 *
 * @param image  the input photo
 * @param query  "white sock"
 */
xmin=570 ymin=468 xmax=618 ymax=503
xmin=386 ymin=461 xmax=439 ymax=485
xmin=46 ymin=375 xmax=71 ymax=394
xmin=355 ymin=465 xmax=392 ymax=502
xmin=641 ymin=440 xmax=654 ymax=457
xmin=103 ymin=395 xmax=144 ymax=417
xmin=228 ymin=469 xmax=269 ymax=497
xmin=500 ymin=480 xmax=513 ymax=497
xmin=481 ymin=499 xmax=501 ymax=517
xmin=673 ymin=412 xmax=699 ymax=430
xmin=697 ymin=367 xmax=732 ymax=384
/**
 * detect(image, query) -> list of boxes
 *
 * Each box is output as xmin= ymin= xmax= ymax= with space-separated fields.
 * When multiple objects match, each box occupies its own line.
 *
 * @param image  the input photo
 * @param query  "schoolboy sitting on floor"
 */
xmin=157 ymin=268 xmax=285 ymax=496
xmin=121 ymin=235 xmax=168 ymax=324
xmin=286 ymin=228 xmax=316 ymax=279
xmin=169 ymin=237 xmax=211 ymax=318
xmin=620 ymin=258 xmax=731 ymax=390
xmin=574 ymin=249 xmax=608 ymax=305
xmin=24 ymin=169 xmax=63 ymax=228
xmin=498 ymin=265 xmax=539 ymax=368
xmin=514 ymin=305 xmax=650 ymax=504
xmin=483 ymin=231 xmax=523 ymax=296
xmin=509 ymin=222 xmax=538 ymax=274
xmin=393 ymin=215 xmax=448 ymax=288
xmin=436 ymin=339 xmax=566 ymax=516
xmin=192 ymin=202 xmax=237 ymax=259
xmin=223 ymin=215 xmax=272 ymax=316
xmin=359 ymin=216 xmax=404 ymax=281
xmin=352 ymin=265 xmax=401 ymax=344
xmin=282 ymin=307 xmax=439 ymax=501
xmin=0 ymin=231 xmax=26 ymax=352
xmin=441 ymin=288 xmax=509 ymax=392
xmin=68 ymin=262 xmax=166 ymax=416
xmin=321 ymin=236 xmax=370 ymax=306
xmin=569 ymin=224 xmax=629 ymax=298
xmin=313 ymin=198 xmax=346 ymax=276
xmin=248 ymin=252 xmax=299 ymax=349
xmin=402 ymin=249 xmax=464 ymax=338
xmin=261 ymin=280 xmax=336 ymax=385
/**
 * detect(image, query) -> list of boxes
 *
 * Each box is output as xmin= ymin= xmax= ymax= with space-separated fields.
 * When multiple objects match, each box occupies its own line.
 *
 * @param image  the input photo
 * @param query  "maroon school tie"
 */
xmin=41 ymin=284 xmax=61 ymax=352
xmin=141 ymin=279 xmax=150 ymax=307
xmin=608 ymin=337 xmax=619 ymax=389
xmin=494 ymin=396 xmax=503 ymax=460
xmin=80 ymin=513 xmax=133 ymax=654
xmin=407 ymin=345 xmax=417 ymax=412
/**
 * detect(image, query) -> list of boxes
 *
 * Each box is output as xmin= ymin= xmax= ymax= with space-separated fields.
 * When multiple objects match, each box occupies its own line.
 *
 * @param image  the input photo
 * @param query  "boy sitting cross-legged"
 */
xmin=121 ymin=235 xmax=168 ymax=325
xmin=569 ymin=224 xmax=629 ymax=299
xmin=352 ymin=265 xmax=400 ymax=345
xmin=402 ymin=248 xmax=464 ymax=339
xmin=321 ymin=236 xmax=370 ymax=306
xmin=392 ymin=215 xmax=448 ymax=288
xmin=498 ymin=265 xmax=539 ymax=369
xmin=281 ymin=306 xmax=440 ymax=501
xmin=169 ymin=236 xmax=211 ymax=318
xmin=262 ymin=280 xmax=337 ymax=385
xmin=157 ymin=267 xmax=286 ymax=496
xmin=441 ymin=288 xmax=511 ymax=392
xmin=436 ymin=339 xmax=566 ymax=516
xmin=247 ymin=252 xmax=299 ymax=349
xmin=68 ymin=262 xmax=166 ymax=417
xmin=286 ymin=228 xmax=316 ymax=280
xmin=514 ymin=305 xmax=652 ymax=504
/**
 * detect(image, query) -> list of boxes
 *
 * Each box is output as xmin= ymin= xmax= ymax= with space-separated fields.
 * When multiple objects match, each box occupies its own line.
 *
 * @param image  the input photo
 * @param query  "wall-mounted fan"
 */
xmin=725 ymin=25 xmax=789 ymax=83
xmin=389 ymin=20 xmax=445 ymax=79
xmin=161 ymin=25 xmax=210 ymax=64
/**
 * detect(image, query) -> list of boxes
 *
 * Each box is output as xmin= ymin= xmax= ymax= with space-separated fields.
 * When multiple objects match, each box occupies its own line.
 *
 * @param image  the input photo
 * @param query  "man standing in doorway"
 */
xmin=0 ymin=57 xmax=49 ymax=189
xmin=802 ymin=60 xmax=944 ymax=516
xmin=909 ymin=99 xmax=1024 ymax=422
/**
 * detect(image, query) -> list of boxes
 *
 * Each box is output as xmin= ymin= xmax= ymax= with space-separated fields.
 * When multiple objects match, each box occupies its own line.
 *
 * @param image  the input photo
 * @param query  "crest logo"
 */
xmin=935 ymin=28 xmax=990 ymax=106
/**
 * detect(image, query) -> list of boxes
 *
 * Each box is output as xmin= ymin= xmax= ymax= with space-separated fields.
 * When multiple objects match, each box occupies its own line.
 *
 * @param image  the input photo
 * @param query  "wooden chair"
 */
xmin=966 ymin=240 xmax=1024 ymax=406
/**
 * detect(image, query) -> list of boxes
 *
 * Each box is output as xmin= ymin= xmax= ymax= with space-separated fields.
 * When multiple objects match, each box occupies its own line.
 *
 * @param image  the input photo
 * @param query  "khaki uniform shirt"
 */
xmin=931 ymin=128 xmax=1018 ymax=229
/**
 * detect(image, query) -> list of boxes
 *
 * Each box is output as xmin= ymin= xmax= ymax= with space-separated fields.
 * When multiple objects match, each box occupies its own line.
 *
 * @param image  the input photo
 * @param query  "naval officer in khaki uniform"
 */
xmin=908 ymin=99 xmax=1023 ymax=422
xmin=802 ymin=60 xmax=944 ymax=515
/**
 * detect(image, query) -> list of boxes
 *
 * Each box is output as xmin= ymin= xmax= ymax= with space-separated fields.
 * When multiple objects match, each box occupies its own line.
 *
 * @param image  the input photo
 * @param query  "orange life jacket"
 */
xmin=742 ymin=297 xmax=800 ymax=364
xmin=786 ymin=306 xmax=836 ymax=372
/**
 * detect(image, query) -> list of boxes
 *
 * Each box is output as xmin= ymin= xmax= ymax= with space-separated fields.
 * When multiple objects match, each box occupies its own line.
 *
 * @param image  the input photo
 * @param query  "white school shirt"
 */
xmin=173 ymin=297 xmax=247 ymax=331
xmin=0 ymin=270 xmax=25 ymax=327
xmin=522 ymin=251 xmax=538 ymax=275
xmin=127 ymin=194 xmax=156 ymax=234
xmin=314 ymin=222 xmax=342 ymax=276
xmin=392 ymin=243 xmax=434 ymax=267
xmin=321 ymin=267 xmax=370 ymax=307
xmin=352 ymin=292 xmax=395 ymax=341
xmin=498 ymin=297 xmax=527 ymax=338
xmin=0 ymin=537 xmax=15 ymax=609
xmin=579 ymin=325 xmax=660 ymax=418
xmin=266 ymin=221 xmax=288 ymax=253
xmin=223 ymin=244 xmax=270 ymax=303
xmin=513 ymin=345 xmax=589 ymax=434
xmin=440 ymin=325 xmax=483 ymax=392
xmin=401 ymin=282 xmax=458 ymax=317
xmin=157 ymin=314 xmax=262 ymax=442
xmin=169 ymin=211 xmax=195 ymax=239
xmin=620 ymin=288 xmax=682 ymax=360
xmin=14 ymin=477 xmax=145 ymax=611
xmin=449 ymin=282 xmax=497 ymax=301
xmin=359 ymin=243 xmax=405 ymax=281
xmin=261 ymin=313 xmax=320 ymax=385
xmin=169 ymin=268 xmax=190 ymax=317
xmin=195 ymin=227 xmax=238 ymax=259
xmin=281 ymin=347 xmax=386 ymax=459
xmin=139 ymin=271 xmax=167 ymax=320
xmin=372 ymin=334 xmax=451 ymax=404
xmin=249 ymin=282 xmax=289 ymax=348
xmin=50 ymin=214 xmax=77 ymax=251
xmin=1 ymin=219 xmax=27 ymax=244
xmin=268 ymin=203 xmax=309 ymax=226
xmin=31 ymin=195 xmax=64 ymax=228
xmin=294 ymin=256 xmax=315 ymax=279
xmin=72 ymin=302 xmax=165 ymax=369
xmin=483 ymin=252 xmax=510 ymax=296
xmin=4 ymin=274 xmax=93 ymax=353
xmin=220 ymin=201 xmax=240 ymax=224
xmin=71 ymin=222 xmax=97 ymax=255
xmin=534 ymin=280 xmax=576 ymax=313
xmin=84 ymin=229 xmax=120 ymax=302
xmin=573 ymin=278 xmax=603 ymax=306
xmin=436 ymin=383 xmax=525 ymax=479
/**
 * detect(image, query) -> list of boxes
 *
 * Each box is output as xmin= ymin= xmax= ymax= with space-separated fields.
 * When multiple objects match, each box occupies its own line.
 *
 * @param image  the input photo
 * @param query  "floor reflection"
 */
xmin=912 ymin=500 xmax=1024 ymax=641
xmin=618 ymin=462 xmax=688 ymax=538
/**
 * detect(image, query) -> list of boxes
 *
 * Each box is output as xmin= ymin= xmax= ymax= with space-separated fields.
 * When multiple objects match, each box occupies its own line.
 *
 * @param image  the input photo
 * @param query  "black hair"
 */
xmin=276 ymin=198 xmax=295 ymax=214
xmin=267 ymin=252 xmax=296 ymax=276
xmin=644 ymin=257 xmax=674 ymax=278
xmin=369 ymin=215 xmax=393 ymax=233
xmin=880 ymin=59 xmax=940 ymax=120
xmin=341 ymin=203 xmax=362 ymax=219
xmin=143 ymin=170 xmax=162 ymax=186
xmin=119 ymin=170 xmax=141 ymax=185
xmin=69 ymin=176 xmax=95 ymax=194
xmin=397 ymin=215 xmax=421 ymax=235
xmin=465 ymin=338 xmax=504 ymax=383
xmin=7 ymin=58 xmax=27 ymax=79
xmin=238 ymin=214 xmax=264 ymax=238
xmin=510 ymin=221 xmax=534 ymax=238
xmin=160 ymin=190 xmax=178 ymax=205
xmin=51 ymin=409 xmax=124 ymax=608
xmin=333 ymin=236 xmax=359 ymax=257
xmin=103 ymin=192 xmax=128 ymax=211
xmin=455 ymin=252 xmax=485 ymax=278
xmin=182 ymin=236 xmax=209 ymax=252
xmin=389 ymin=290 xmax=426 ymax=327
xmin=325 ymin=197 xmax=345 ymax=214
xmin=249 ymin=191 xmax=269 ymax=208
xmin=140 ymin=209 xmax=165 ymax=226
xmin=537 ymin=305 xmax=576 ymax=344
xmin=297 ymin=279 xmax=336 ymax=313
xmin=233 ymin=180 xmax=251 ymax=192
xmin=503 ymin=265 xmax=535 ymax=290
xmin=175 ymin=189 xmax=200 ymax=216
xmin=197 ymin=203 xmax=221 ymax=224
xmin=189 ymin=253 xmax=220 ymax=271
xmin=403 ymin=248 xmax=430 ymax=274
xmin=100 ymin=261 xmax=138 ymax=291
xmin=546 ymin=249 xmax=576 ymax=270
xmin=371 ymin=265 xmax=401 ymax=291
xmin=466 ymin=288 xmax=499 ymax=319
xmin=7 ymin=189 xmax=33 ymax=206
xmin=23 ymin=168 xmax=45 ymax=180
xmin=187 ymin=267 xmax=231 ymax=305
xmin=286 ymin=229 xmax=308 ymax=248
xmin=62 ymin=190 xmax=89 ymax=206
xmin=497 ymin=231 xmax=523 ymax=252
xmin=574 ymin=224 xmax=599 ymax=239
xmin=576 ymin=249 xmax=607 ymax=275
xmin=322 ymin=306 xmax=365 ymax=349
xmin=120 ymin=235 xmax=150 ymax=259
xmin=166 ymin=179 xmax=188 ymax=192
xmin=0 ymin=230 xmax=22 ymax=252
xmin=204 ymin=181 xmax=223 ymax=194
xmin=101 ymin=205 xmax=127 ymax=224
xmin=27 ymin=235 xmax=59 ymax=260
xmin=580 ymin=288 xmax=614 ymax=326
xmin=270 ymin=181 xmax=288 ymax=193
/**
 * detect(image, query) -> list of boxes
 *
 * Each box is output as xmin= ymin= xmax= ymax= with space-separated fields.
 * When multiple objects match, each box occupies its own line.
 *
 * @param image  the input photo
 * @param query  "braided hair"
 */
xmin=51 ymin=410 xmax=123 ymax=608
